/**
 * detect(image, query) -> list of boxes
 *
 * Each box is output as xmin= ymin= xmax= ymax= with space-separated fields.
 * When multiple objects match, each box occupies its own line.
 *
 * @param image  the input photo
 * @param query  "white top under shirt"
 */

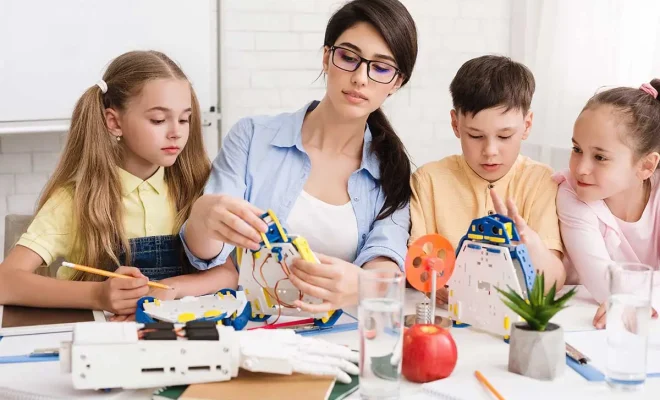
xmin=286 ymin=190 xmax=359 ymax=262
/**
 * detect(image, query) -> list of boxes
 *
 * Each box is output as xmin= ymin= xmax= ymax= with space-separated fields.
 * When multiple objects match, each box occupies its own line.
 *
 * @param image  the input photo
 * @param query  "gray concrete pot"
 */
xmin=508 ymin=322 xmax=564 ymax=380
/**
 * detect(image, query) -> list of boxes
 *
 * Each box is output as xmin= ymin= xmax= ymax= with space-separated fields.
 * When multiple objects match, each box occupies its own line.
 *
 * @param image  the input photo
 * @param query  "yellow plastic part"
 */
xmin=236 ymin=247 xmax=243 ymax=266
xmin=217 ymin=292 xmax=224 ymax=299
xmin=504 ymin=222 xmax=513 ymax=238
xmin=260 ymin=232 xmax=272 ymax=250
xmin=485 ymin=236 xmax=505 ymax=243
xmin=449 ymin=289 xmax=454 ymax=297
xmin=204 ymin=309 xmax=222 ymax=318
xmin=254 ymin=251 xmax=261 ymax=259
xmin=254 ymin=299 xmax=262 ymax=313
xmin=468 ymin=233 xmax=483 ymax=240
xmin=292 ymin=237 xmax=316 ymax=263
xmin=245 ymin=288 xmax=250 ymax=295
xmin=267 ymin=209 xmax=288 ymax=242
xmin=177 ymin=312 xmax=196 ymax=323
xmin=321 ymin=310 xmax=334 ymax=324
xmin=455 ymin=302 xmax=459 ymax=317
xmin=504 ymin=316 xmax=510 ymax=330
xmin=262 ymin=288 xmax=274 ymax=308
xmin=504 ymin=334 xmax=510 ymax=341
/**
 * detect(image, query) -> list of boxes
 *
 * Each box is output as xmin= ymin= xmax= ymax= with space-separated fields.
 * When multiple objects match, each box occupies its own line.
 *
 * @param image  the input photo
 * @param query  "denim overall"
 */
xmin=124 ymin=235 xmax=192 ymax=281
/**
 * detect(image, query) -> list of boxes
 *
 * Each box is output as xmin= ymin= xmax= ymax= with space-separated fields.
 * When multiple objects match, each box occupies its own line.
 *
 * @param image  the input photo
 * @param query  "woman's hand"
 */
xmin=190 ymin=194 xmax=268 ymax=251
xmin=288 ymin=253 xmax=361 ymax=313
xmin=94 ymin=266 xmax=149 ymax=315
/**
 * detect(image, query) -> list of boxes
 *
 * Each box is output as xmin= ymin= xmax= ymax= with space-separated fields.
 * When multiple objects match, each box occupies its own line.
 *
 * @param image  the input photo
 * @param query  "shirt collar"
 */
xmin=459 ymin=154 xmax=520 ymax=189
xmin=118 ymin=166 xmax=166 ymax=196
xmin=270 ymin=101 xmax=381 ymax=180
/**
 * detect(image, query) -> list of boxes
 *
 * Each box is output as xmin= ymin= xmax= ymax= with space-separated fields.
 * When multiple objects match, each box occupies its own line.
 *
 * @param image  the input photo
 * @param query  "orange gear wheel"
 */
xmin=405 ymin=234 xmax=456 ymax=293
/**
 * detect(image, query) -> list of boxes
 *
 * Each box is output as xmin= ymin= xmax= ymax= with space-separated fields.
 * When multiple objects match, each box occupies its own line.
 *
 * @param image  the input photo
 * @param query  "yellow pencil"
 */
xmin=474 ymin=370 xmax=506 ymax=400
xmin=62 ymin=261 xmax=172 ymax=290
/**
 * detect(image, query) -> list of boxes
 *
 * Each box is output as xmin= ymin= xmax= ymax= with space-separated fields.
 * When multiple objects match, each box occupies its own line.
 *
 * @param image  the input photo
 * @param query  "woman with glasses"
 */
xmin=181 ymin=0 xmax=418 ymax=314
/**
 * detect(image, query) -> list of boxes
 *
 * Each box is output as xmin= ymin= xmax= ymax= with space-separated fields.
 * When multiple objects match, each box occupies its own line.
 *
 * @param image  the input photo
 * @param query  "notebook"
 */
xmin=153 ymin=371 xmax=336 ymax=400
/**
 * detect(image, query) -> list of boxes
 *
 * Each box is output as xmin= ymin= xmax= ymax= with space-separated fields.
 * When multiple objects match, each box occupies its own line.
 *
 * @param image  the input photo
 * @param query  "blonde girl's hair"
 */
xmin=38 ymin=50 xmax=211 ymax=280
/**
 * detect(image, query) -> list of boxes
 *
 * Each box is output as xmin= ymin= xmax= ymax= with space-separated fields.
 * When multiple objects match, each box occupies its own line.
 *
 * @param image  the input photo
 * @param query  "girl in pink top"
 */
xmin=555 ymin=79 xmax=660 ymax=329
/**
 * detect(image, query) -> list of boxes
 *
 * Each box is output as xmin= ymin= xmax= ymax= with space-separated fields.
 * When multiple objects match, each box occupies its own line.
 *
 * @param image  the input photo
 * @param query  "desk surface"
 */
xmin=0 ymin=286 xmax=658 ymax=400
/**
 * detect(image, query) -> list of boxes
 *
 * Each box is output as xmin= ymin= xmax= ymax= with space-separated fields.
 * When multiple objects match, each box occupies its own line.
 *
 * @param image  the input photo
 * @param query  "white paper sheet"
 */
xmin=565 ymin=329 xmax=660 ymax=375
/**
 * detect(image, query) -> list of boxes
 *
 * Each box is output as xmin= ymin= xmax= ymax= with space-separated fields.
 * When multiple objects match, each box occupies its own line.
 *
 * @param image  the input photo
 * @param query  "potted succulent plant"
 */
xmin=496 ymin=272 xmax=577 ymax=381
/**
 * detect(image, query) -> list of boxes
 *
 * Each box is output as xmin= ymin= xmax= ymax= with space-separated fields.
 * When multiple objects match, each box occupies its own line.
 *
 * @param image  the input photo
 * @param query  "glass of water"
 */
xmin=605 ymin=262 xmax=654 ymax=391
xmin=358 ymin=268 xmax=405 ymax=400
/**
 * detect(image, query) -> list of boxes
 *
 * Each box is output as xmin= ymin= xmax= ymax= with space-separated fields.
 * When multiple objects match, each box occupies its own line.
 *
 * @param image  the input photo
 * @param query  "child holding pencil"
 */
xmin=0 ymin=51 xmax=238 ymax=319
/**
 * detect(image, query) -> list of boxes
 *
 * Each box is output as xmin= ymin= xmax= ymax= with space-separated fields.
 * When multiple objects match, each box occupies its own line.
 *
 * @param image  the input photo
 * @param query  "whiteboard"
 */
xmin=0 ymin=0 xmax=217 ymax=124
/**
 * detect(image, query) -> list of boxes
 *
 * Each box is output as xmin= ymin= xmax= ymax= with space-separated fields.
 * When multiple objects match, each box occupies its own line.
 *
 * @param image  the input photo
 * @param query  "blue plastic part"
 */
xmin=511 ymin=245 xmax=536 ymax=293
xmin=135 ymin=296 xmax=158 ymax=324
xmin=271 ymin=247 xmax=284 ymax=262
xmin=258 ymin=211 xmax=290 ymax=248
xmin=467 ymin=243 xmax=482 ymax=250
xmin=486 ymin=247 xmax=501 ymax=254
xmin=455 ymin=214 xmax=523 ymax=256
xmin=217 ymin=288 xmax=251 ymax=330
xmin=503 ymin=336 xmax=510 ymax=344
xmin=452 ymin=321 xmax=471 ymax=328
xmin=313 ymin=309 xmax=344 ymax=328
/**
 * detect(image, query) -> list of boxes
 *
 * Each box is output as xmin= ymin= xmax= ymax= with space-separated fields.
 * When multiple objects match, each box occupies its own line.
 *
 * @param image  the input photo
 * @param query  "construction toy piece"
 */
xmin=237 ymin=209 xmax=342 ymax=324
xmin=61 ymin=321 xmax=359 ymax=390
xmin=447 ymin=214 xmax=536 ymax=337
xmin=405 ymin=234 xmax=456 ymax=293
xmin=135 ymin=289 xmax=252 ymax=331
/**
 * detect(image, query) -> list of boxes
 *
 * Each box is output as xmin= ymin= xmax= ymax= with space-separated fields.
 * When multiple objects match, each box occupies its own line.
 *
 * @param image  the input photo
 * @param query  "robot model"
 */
xmin=132 ymin=210 xmax=342 ymax=330
xmin=448 ymin=214 xmax=536 ymax=338
xmin=236 ymin=210 xmax=343 ymax=327
xmin=61 ymin=321 xmax=358 ymax=390
xmin=405 ymin=214 xmax=535 ymax=338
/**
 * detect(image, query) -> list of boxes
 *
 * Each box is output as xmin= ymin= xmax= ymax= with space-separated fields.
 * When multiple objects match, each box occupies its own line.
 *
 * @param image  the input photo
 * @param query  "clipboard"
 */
xmin=0 ymin=305 xmax=106 ymax=336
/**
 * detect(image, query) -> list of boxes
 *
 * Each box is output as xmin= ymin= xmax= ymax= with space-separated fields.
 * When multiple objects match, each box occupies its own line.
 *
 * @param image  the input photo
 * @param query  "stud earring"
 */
xmin=116 ymin=136 xmax=121 ymax=142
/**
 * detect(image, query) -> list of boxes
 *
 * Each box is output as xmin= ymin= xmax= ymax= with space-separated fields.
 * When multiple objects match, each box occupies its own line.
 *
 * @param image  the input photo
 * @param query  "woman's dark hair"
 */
xmin=583 ymin=79 xmax=660 ymax=158
xmin=324 ymin=0 xmax=418 ymax=220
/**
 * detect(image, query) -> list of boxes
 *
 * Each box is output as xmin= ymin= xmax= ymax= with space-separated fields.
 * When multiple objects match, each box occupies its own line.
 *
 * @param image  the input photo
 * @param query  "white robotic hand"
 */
xmin=237 ymin=329 xmax=359 ymax=384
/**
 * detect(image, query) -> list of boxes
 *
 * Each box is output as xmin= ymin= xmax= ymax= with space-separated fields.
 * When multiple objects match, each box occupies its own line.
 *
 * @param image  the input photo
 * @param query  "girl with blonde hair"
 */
xmin=0 ymin=51 xmax=236 ymax=319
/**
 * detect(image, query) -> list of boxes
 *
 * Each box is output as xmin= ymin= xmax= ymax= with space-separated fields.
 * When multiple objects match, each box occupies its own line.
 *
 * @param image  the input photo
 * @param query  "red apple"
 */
xmin=401 ymin=324 xmax=458 ymax=383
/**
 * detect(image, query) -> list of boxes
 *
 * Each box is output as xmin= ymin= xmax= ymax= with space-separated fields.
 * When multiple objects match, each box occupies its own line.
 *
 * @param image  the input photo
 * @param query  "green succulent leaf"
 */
xmin=497 ymin=271 xmax=578 ymax=331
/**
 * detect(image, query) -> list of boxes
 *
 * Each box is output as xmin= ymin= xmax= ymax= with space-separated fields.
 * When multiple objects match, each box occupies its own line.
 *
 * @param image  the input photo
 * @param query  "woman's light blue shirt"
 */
xmin=181 ymin=101 xmax=410 ymax=270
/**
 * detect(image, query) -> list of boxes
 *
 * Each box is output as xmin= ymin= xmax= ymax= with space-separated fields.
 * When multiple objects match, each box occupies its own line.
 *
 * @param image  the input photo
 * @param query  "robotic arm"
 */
xmin=61 ymin=321 xmax=358 ymax=391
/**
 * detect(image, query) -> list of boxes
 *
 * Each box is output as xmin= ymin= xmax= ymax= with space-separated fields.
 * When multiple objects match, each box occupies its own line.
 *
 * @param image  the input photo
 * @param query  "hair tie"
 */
xmin=96 ymin=79 xmax=108 ymax=94
xmin=640 ymin=83 xmax=658 ymax=99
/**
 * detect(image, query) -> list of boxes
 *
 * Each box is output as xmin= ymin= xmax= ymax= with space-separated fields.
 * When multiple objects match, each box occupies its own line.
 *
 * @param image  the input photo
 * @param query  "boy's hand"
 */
xmin=490 ymin=189 xmax=543 ymax=251
xmin=435 ymin=287 xmax=448 ymax=304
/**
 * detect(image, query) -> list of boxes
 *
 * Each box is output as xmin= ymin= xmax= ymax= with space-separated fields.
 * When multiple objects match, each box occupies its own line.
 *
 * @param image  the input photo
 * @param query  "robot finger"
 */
xmin=291 ymin=361 xmax=352 ymax=384
xmin=296 ymin=353 xmax=359 ymax=376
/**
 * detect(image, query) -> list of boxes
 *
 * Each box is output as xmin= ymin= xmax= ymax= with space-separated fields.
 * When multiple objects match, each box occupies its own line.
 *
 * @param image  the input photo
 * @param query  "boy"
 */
xmin=410 ymin=55 xmax=565 ymax=301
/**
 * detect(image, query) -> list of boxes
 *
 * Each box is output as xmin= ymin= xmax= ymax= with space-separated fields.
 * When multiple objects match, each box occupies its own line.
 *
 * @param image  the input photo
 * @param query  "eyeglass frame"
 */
xmin=329 ymin=45 xmax=402 ymax=84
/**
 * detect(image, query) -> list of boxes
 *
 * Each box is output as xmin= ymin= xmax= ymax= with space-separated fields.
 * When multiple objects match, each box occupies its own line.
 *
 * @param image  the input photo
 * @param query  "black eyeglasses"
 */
xmin=330 ymin=46 xmax=401 ymax=84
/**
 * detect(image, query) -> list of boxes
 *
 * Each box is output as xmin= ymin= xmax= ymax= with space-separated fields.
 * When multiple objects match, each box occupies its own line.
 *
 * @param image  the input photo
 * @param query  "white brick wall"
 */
xmin=2 ymin=0 xmax=572 ymax=260
xmin=0 ymin=133 xmax=65 ymax=258
xmin=220 ymin=0 xmax=516 ymax=169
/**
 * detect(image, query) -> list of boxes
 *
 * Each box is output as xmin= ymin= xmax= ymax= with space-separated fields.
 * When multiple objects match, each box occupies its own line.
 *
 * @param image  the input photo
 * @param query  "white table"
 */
xmin=0 ymin=287 xmax=658 ymax=400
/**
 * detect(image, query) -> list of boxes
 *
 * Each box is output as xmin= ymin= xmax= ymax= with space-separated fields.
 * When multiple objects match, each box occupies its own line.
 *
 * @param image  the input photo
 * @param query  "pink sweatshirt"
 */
xmin=554 ymin=170 xmax=660 ymax=304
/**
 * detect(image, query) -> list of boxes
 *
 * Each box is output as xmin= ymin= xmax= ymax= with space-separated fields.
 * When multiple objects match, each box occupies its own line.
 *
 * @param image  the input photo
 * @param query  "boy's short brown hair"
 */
xmin=449 ymin=55 xmax=535 ymax=116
